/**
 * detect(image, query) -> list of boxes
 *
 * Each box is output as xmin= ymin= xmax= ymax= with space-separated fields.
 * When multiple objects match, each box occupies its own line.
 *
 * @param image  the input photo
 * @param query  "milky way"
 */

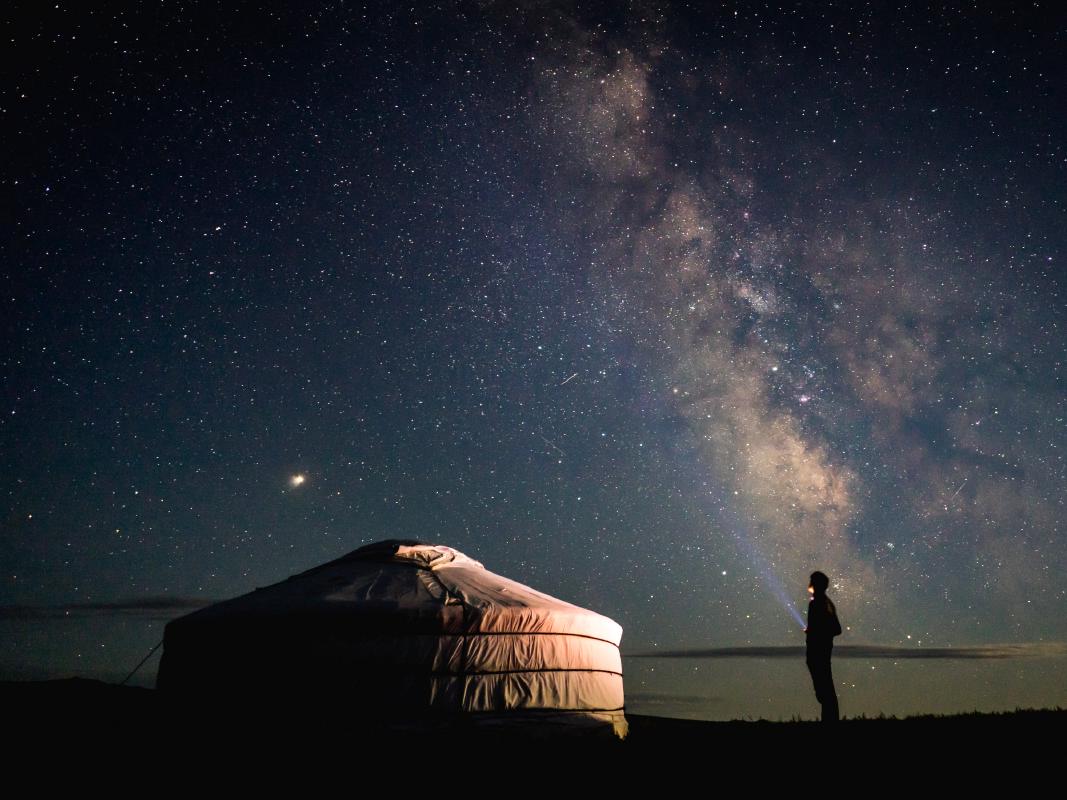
xmin=520 ymin=4 xmax=1065 ymax=648
xmin=3 ymin=3 xmax=1065 ymax=718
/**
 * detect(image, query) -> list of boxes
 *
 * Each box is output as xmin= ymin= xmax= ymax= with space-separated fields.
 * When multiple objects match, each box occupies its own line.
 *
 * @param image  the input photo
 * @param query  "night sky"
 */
xmin=4 ymin=2 xmax=1066 ymax=720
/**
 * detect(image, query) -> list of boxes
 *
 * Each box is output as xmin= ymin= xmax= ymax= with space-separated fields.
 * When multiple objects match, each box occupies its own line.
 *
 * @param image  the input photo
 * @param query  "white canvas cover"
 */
xmin=157 ymin=540 xmax=627 ymax=737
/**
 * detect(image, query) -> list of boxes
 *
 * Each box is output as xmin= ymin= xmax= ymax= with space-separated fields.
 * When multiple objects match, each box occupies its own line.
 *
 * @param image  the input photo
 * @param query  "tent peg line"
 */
xmin=120 ymin=638 xmax=163 ymax=686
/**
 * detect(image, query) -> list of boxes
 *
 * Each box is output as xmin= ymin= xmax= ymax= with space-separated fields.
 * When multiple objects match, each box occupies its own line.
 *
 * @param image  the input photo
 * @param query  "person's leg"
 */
xmin=809 ymin=655 xmax=838 ymax=722
xmin=820 ymin=660 xmax=839 ymax=722
xmin=806 ymin=658 xmax=824 ymax=708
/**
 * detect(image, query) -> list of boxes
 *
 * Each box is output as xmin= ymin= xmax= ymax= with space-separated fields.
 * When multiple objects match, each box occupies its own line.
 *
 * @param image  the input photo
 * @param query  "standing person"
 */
xmin=805 ymin=570 xmax=842 ymax=722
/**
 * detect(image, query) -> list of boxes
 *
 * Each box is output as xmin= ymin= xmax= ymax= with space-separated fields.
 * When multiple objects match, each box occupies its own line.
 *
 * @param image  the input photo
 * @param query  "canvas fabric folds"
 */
xmin=158 ymin=541 xmax=627 ymax=737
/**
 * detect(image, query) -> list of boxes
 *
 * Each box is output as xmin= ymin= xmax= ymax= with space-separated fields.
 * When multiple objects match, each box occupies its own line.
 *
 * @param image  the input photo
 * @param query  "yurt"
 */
xmin=156 ymin=540 xmax=627 ymax=737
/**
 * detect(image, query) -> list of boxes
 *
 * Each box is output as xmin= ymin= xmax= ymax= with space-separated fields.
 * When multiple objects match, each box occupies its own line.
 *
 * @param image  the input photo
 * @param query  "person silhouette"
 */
xmin=805 ymin=570 xmax=842 ymax=722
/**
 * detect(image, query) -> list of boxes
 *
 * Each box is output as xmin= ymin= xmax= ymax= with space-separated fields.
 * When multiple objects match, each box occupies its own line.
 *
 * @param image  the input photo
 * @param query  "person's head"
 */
xmin=809 ymin=571 xmax=830 ymax=597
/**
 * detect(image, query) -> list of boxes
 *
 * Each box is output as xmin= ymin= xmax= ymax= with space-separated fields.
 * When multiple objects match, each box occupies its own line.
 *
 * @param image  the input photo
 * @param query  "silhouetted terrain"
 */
xmin=5 ymin=678 xmax=1060 ymax=772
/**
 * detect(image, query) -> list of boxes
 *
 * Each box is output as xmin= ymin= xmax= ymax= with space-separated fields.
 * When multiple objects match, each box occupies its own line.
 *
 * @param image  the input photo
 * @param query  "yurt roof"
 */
xmin=167 ymin=540 xmax=622 ymax=643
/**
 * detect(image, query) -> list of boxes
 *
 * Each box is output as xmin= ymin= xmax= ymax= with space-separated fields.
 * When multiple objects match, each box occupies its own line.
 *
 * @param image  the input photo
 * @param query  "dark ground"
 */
xmin=4 ymin=678 xmax=1059 ymax=791
xmin=6 ymin=678 xmax=1058 ymax=738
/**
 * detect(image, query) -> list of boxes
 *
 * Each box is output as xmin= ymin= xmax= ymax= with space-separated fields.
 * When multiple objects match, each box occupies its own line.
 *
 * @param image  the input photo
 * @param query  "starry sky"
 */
xmin=3 ymin=2 xmax=1066 ymax=720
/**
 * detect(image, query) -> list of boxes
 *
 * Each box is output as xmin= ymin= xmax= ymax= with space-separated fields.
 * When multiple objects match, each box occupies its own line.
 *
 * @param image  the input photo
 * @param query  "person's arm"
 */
xmin=809 ymin=598 xmax=828 ymax=636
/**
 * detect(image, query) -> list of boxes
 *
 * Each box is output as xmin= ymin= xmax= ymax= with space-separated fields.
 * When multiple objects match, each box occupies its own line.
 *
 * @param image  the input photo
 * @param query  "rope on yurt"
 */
xmin=120 ymin=638 xmax=164 ymax=686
